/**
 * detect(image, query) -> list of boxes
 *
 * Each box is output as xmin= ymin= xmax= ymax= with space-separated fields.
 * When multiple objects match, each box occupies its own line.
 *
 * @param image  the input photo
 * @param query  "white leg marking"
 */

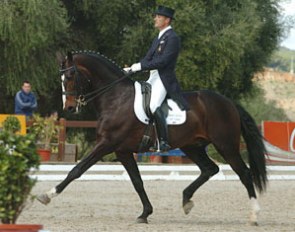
xmin=61 ymin=74 xmax=66 ymax=109
xmin=37 ymin=187 xmax=58 ymax=205
xmin=46 ymin=187 xmax=58 ymax=199
xmin=249 ymin=197 xmax=260 ymax=225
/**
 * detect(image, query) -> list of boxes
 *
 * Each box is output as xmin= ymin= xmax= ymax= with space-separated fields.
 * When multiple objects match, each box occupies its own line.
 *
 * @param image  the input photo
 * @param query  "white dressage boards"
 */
xmin=31 ymin=164 xmax=295 ymax=181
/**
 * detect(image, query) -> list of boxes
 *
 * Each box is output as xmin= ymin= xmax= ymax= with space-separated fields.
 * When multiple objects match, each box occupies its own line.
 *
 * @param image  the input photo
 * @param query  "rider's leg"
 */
xmin=146 ymin=70 xmax=170 ymax=152
xmin=150 ymin=107 xmax=171 ymax=152
xmin=146 ymin=70 xmax=167 ymax=113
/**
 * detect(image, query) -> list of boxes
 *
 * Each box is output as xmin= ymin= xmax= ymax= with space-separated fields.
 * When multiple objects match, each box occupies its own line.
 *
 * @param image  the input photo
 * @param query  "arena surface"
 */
xmin=19 ymin=180 xmax=295 ymax=231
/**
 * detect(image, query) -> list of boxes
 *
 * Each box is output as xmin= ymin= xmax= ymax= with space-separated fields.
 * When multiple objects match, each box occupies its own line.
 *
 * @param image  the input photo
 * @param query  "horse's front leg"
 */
xmin=117 ymin=152 xmax=153 ymax=223
xmin=37 ymin=140 xmax=113 ymax=205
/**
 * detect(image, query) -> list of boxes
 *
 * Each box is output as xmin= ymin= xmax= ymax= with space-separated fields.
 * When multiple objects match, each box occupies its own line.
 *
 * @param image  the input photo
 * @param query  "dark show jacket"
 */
xmin=140 ymin=28 xmax=189 ymax=110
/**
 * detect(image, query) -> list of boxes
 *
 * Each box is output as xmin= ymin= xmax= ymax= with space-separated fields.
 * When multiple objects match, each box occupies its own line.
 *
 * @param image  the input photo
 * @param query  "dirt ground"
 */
xmin=18 ymin=180 xmax=295 ymax=232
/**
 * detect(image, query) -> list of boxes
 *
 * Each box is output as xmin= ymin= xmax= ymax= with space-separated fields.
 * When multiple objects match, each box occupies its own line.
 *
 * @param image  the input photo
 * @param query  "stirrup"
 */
xmin=149 ymin=141 xmax=171 ymax=152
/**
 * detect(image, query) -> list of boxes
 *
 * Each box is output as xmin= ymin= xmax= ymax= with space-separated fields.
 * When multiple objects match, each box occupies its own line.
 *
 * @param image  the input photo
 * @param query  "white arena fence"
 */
xmin=31 ymin=164 xmax=295 ymax=181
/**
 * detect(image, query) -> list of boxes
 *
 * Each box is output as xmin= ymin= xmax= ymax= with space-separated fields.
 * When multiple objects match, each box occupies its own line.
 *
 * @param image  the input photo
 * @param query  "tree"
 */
xmin=139 ymin=0 xmax=282 ymax=99
xmin=0 ymin=0 xmax=284 ymax=115
xmin=0 ymin=0 xmax=68 ymax=113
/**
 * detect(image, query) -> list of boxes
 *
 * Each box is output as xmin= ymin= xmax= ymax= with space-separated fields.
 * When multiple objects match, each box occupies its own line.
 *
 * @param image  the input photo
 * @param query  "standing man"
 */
xmin=124 ymin=5 xmax=188 ymax=152
xmin=15 ymin=80 xmax=37 ymax=117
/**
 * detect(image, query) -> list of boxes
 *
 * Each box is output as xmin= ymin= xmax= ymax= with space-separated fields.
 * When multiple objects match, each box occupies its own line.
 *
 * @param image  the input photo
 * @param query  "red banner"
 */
xmin=262 ymin=121 xmax=295 ymax=164
xmin=263 ymin=121 xmax=295 ymax=152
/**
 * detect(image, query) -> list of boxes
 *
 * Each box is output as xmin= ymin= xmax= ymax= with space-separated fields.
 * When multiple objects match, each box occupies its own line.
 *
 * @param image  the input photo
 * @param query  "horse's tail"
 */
xmin=235 ymin=104 xmax=267 ymax=193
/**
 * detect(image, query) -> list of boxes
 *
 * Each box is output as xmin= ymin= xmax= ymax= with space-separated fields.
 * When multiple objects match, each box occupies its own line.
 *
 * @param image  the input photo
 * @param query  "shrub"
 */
xmin=2 ymin=116 xmax=21 ymax=134
xmin=0 ymin=129 xmax=40 ymax=224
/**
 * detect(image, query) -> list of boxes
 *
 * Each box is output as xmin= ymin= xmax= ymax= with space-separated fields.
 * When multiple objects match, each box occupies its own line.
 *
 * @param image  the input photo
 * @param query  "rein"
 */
xmin=60 ymin=65 xmax=133 ymax=108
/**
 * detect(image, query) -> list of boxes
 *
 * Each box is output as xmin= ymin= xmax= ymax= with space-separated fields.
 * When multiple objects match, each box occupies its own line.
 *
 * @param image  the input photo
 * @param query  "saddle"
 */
xmin=136 ymin=81 xmax=186 ymax=152
xmin=134 ymin=81 xmax=185 ymax=125
xmin=139 ymin=81 xmax=169 ymax=120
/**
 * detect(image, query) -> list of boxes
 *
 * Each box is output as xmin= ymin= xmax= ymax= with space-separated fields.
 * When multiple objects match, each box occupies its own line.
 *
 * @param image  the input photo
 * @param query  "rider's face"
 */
xmin=154 ymin=15 xmax=170 ymax=30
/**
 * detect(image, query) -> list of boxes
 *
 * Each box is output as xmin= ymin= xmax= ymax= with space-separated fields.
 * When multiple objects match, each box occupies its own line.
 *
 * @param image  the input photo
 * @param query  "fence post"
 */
xmin=58 ymin=118 xmax=66 ymax=161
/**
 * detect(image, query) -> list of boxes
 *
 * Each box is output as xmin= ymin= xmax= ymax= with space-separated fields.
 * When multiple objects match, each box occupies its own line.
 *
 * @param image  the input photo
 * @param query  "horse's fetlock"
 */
xmin=183 ymin=190 xmax=193 ymax=202
xmin=147 ymin=206 xmax=153 ymax=215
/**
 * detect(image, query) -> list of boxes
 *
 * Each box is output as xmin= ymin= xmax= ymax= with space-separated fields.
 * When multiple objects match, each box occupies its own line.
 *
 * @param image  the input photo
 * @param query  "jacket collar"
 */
xmin=158 ymin=25 xmax=172 ymax=39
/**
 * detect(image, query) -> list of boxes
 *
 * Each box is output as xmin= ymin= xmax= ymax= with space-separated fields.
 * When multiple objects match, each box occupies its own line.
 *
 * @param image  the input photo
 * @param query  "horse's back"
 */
xmin=183 ymin=90 xmax=241 ymax=139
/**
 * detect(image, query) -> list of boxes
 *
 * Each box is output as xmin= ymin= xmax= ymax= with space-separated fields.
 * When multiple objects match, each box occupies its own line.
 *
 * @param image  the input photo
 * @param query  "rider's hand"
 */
xmin=131 ymin=63 xmax=141 ymax=72
xmin=123 ymin=67 xmax=132 ymax=73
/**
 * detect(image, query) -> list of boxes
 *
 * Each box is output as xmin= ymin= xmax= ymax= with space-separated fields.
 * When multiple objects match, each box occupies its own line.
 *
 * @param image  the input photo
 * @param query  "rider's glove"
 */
xmin=123 ymin=67 xmax=132 ymax=73
xmin=131 ymin=63 xmax=141 ymax=72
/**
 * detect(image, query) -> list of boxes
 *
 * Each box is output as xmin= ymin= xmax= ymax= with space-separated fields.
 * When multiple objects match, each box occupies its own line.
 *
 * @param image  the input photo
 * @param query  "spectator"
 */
xmin=15 ymin=80 xmax=37 ymax=117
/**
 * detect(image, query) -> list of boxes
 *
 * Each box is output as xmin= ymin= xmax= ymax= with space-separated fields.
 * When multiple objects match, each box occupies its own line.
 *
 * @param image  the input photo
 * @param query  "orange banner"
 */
xmin=262 ymin=121 xmax=295 ymax=153
xmin=0 ymin=114 xmax=26 ymax=135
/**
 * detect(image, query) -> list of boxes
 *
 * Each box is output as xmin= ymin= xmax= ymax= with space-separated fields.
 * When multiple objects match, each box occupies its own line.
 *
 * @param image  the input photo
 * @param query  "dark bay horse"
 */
xmin=37 ymin=51 xmax=267 ymax=225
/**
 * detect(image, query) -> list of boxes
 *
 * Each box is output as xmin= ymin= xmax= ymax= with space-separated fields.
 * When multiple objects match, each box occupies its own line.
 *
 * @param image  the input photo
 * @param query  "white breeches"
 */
xmin=146 ymin=70 xmax=167 ymax=113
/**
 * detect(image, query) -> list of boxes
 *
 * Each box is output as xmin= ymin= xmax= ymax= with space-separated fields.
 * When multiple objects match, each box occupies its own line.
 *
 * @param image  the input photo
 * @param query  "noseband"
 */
xmin=60 ymin=64 xmax=132 ymax=109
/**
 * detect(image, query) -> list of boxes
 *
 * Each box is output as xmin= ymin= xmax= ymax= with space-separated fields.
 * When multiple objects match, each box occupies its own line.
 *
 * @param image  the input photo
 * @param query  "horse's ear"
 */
xmin=67 ymin=51 xmax=73 ymax=62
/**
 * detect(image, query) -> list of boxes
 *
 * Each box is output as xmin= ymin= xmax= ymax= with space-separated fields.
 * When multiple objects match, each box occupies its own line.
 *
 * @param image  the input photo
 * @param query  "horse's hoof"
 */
xmin=37 ymin=194 xmax=51 ymax=205
xmin=136 ymin=217 xmax=148 ymax=224
xmin=183 ymin=200 xmax=194 ymax=215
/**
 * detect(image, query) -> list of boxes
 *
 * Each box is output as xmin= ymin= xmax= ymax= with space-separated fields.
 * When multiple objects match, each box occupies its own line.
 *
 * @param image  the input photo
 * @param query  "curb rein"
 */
xmin=60 ymin=65 xmax=133 ymax=109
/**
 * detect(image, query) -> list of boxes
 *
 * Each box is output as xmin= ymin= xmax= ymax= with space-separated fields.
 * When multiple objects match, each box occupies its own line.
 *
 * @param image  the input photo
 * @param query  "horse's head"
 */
xmin=60 ymin=51 xmax=79 ymax=113
xmin=59 ymin=50 xmax=126 ymax=113
xmin=60 ymin=51 xmax=95 ymax=113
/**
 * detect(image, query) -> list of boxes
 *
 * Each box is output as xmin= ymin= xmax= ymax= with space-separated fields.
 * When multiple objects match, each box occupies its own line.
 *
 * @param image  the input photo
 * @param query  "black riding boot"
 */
xmin=149 ymin=107 xmax=171 ymax=152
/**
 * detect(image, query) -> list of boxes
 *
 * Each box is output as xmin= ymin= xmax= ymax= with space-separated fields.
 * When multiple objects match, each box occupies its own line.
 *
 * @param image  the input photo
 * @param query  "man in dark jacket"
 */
xmin=124 ymin=5 xmax=188 ymax=152
xmin=15 ymin=80 xmax=37 ymax=117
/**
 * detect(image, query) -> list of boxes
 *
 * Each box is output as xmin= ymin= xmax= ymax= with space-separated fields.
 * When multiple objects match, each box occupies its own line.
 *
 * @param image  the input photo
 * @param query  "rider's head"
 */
xmin=153 ymin=5 xmax=174 ymax=31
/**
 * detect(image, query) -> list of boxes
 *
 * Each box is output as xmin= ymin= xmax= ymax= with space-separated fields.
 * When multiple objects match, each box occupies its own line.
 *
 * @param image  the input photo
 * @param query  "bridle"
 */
xmin=60 ymin=63 xmax=133 ymax=109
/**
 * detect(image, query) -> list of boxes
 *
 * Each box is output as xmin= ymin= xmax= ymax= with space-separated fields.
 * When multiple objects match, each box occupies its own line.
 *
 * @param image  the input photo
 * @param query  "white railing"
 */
xmin=31 ymin=164 xmax=295 ymax=181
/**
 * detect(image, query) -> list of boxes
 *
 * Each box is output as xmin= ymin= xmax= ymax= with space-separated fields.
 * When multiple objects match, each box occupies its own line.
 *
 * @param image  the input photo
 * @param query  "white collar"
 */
xmin=158 ymin=25 xmax=172 ymax=39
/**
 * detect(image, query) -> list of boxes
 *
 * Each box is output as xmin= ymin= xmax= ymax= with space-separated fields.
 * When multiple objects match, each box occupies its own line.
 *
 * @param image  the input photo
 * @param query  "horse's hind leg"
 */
xmin=180 ymin=145 xmax=219 ymax=215
xmin=214 ymin=143 xmax=259 ymax=225
xmin=116 ymin=152 xmax=153 ymax=223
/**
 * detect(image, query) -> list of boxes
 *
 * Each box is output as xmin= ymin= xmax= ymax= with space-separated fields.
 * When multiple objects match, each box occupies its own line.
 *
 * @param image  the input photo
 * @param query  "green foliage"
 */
xmin=268 ymin=46 xmax=295 ymax=72
xmin=0 ymin=0 xmax=286 ymax=117
xmin=0 ymin=130 xmax=40 ymax=224
xmin=114 ymin=0 xmax=276 ymax=101
xmin=30 ymin=114 xmax=59 ymax=150
xmin=66 ymin=129 xmax=96 ymax=160
xmin=240 ymin=84 xmax=289 ymax=123
xmin=2 ymin=116 xmax=21 ymax=134
xmin=0 ymin=0 xmax=68 ymax=116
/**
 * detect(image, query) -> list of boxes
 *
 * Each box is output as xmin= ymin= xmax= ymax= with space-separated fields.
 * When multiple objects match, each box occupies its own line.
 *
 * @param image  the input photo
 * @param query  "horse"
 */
xmin=37 ymin=50 xmax=267 ymax=225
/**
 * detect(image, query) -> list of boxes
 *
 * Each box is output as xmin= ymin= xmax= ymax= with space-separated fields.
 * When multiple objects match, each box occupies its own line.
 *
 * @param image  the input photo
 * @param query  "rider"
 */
xmin=124 ymin=5 xmax=188 ymax=152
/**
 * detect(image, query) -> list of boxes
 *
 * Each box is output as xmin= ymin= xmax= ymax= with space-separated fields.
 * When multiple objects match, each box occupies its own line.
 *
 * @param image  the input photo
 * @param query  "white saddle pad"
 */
xmin=134 ymin=81 xmax=186 ymax=125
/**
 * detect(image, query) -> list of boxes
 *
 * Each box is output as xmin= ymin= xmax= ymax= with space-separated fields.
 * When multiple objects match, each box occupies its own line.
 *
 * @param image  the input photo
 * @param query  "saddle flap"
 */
xmin=134 ymin=81 xmax=186 ymax=125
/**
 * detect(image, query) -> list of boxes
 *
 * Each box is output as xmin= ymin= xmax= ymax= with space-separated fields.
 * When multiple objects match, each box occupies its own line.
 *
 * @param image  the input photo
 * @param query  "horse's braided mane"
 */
xmin=72 ymin=50 xmax=124 ymax=74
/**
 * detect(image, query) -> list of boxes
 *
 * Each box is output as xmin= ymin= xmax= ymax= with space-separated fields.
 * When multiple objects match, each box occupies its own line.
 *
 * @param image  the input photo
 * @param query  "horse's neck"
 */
xmin=92 ymin=78 xmax=134 ymax=112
